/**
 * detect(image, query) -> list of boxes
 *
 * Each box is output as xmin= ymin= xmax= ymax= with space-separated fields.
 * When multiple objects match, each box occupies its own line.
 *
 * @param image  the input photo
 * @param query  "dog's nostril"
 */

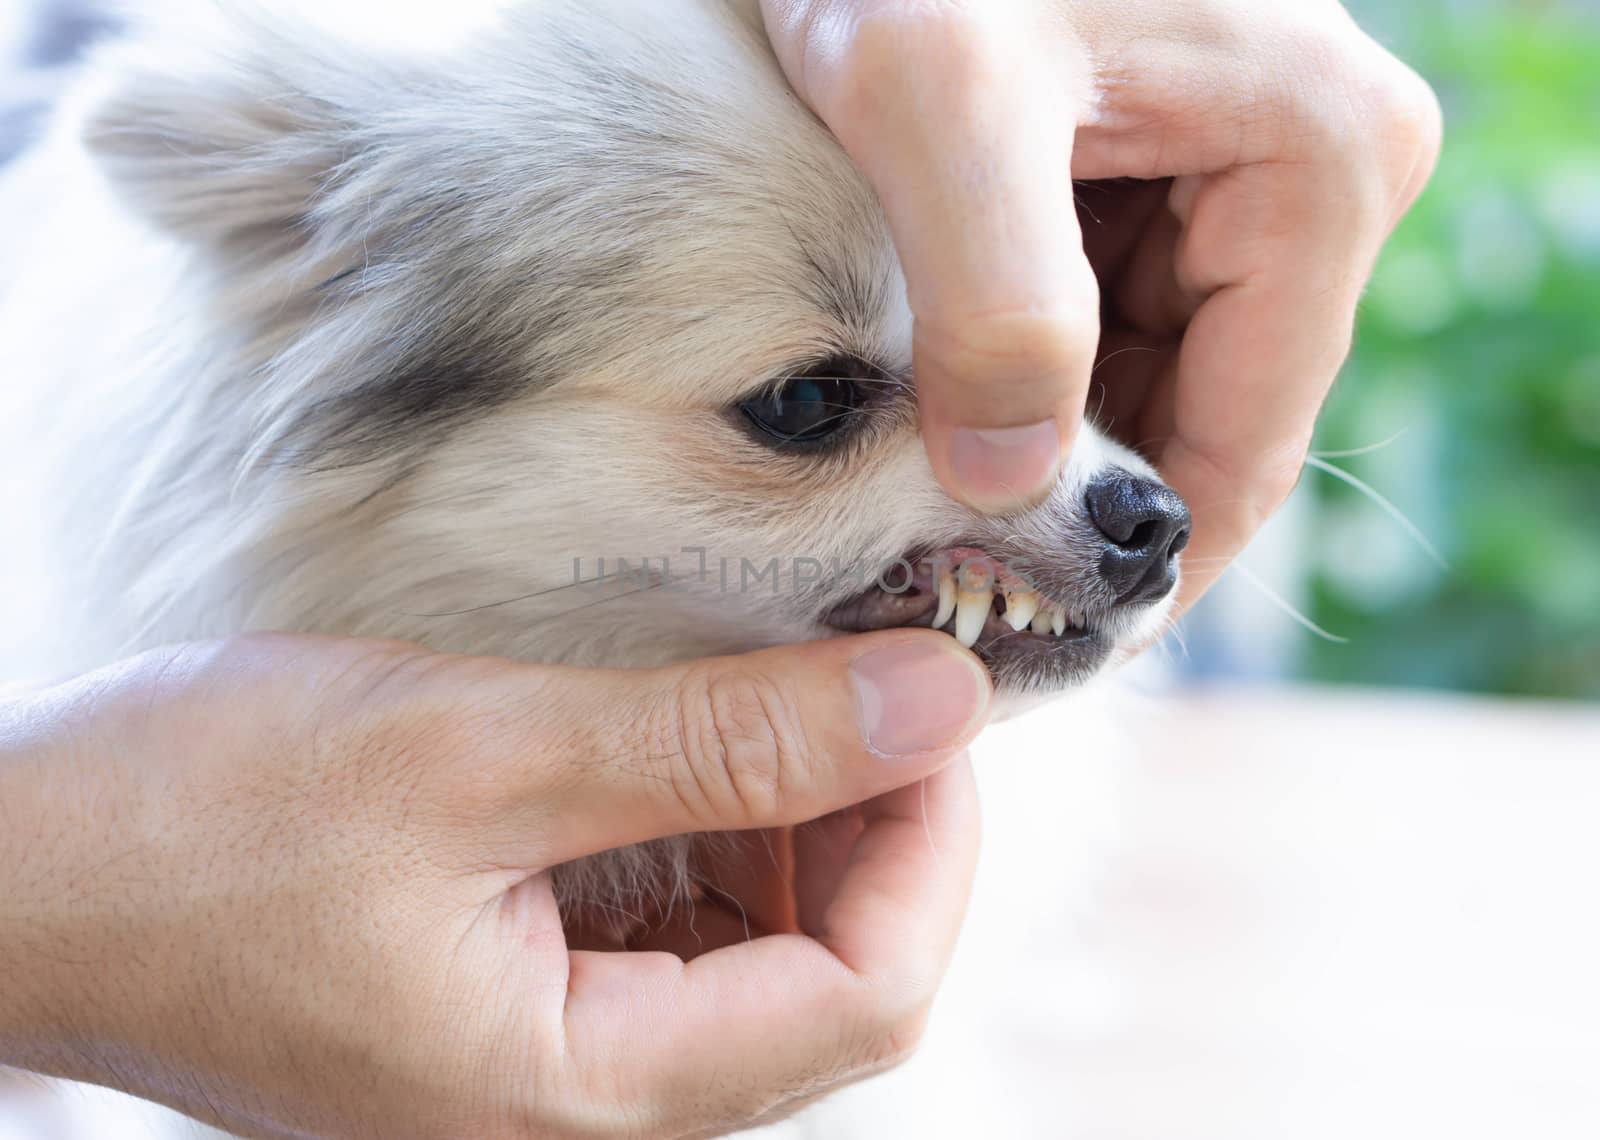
xmin=1124 ymin=520 xmax=1160 ymax=554
xmin=1085 ymin=470 xmax=1192 ymax=606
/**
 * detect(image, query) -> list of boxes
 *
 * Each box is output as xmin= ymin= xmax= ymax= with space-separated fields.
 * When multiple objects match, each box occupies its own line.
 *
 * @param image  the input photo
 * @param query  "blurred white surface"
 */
xmin=779 ymin=684 xmax=1600 ymax=1139
xmin=6 ymin=684 xmax=1599 ymax=1139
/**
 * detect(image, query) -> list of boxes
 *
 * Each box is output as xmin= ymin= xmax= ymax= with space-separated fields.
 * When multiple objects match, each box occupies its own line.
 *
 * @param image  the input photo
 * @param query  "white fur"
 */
xmin=0 ymin=0 xmax=1178 ymax=932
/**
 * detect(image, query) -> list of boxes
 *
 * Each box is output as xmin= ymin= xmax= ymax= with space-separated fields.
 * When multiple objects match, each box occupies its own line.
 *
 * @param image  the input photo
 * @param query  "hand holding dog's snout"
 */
xmin=762 ymin=0 xmax=1442 ymax=604
xmin=0 ymin=631 xmax=989 ymax=1139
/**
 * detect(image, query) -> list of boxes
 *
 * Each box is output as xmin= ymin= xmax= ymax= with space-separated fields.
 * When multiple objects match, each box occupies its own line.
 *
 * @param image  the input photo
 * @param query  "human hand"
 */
xmin=0 ymin=631 xmax=989 ymax=1139
xmin=761 ymin=0 xmax=1442 ymax=607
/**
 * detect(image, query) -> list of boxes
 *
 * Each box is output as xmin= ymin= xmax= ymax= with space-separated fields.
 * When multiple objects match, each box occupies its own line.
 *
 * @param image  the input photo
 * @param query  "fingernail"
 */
xmin=850 ymin=641 xmax=989 ymax=758
xmin=949 ymin=421 xmax=1062 ymax=513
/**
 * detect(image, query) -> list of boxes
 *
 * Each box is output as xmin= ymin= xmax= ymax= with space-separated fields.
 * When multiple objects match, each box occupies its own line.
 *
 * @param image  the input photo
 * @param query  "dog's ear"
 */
xmin=79 ymin=11 xmax=353 ymax=248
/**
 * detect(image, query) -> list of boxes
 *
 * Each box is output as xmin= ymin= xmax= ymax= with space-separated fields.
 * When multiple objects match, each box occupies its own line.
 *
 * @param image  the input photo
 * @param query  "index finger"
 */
xmin=558 ymin=757 xmax=981 ymax=1133
xmin=765 ymin=1 xmax=1101 ymax=513
xmin=1150 ymin=84 xmax=1441 ymax=612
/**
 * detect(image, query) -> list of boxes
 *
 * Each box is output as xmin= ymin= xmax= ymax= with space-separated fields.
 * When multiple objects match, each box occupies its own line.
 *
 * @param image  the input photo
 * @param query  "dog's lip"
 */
xmin=821 ymin=585 xmax=1094 ymax=642
xmin=823 ymin=584 xmax=939 ymax=633
xmin=820 ymin=543 xmax=1101 ymax=656
xmin=824 ymin=542 xmax=1087 ymax=617
xmin=820 ymin=577 xmax=1111 ymax=688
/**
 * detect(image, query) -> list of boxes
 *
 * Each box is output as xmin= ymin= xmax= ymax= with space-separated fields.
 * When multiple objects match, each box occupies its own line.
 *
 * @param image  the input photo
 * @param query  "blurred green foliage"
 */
xmin=1303 ymin=0 xmax=1600 ymax=700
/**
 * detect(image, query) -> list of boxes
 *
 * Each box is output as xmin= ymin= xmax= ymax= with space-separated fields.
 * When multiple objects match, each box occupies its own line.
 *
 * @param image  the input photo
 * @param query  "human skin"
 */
xmin=761 ymin=0 xmax=1443 ymax=608
xmin=0 ymin=4 xmax=1441 ymax=1136
xmin=0 ymin=632 xmax=989 ymax=1139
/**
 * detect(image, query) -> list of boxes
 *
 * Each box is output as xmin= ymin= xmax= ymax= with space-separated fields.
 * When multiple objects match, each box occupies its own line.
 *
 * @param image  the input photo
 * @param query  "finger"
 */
xmin=802 ymin=755 xmax=979 ymax=979
xmin=557 ymin=756 xmax=980 ymax=1133
xmin=793 ymin=804 xmax=866 ymax=938
xmin=448 ymin=630 xmax=990 ymax=866
xmin=1109 ymin=195 xmax=1197 ymax=338
xmin=1068 ymin=25 xmax=1440 ymax=611
xmin=764 ymin=0 xmax=1101 ymax=513
xmin=1149 ymin=160 xmax=1397 ymax=612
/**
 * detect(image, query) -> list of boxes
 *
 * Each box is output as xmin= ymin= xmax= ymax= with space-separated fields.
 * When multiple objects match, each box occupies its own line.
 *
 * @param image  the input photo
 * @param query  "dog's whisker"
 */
xmin=401 ymin=575 xmax=615 ymax=619
xmin=1153 ymin=613 xmax=1191 ymax=661
xmin=1091 ymin=344 xmax=1161 ymax=376
xmin=1227 ymin=563 xmax=1350 ymax=644
xmin=1310 ymin=429 xmax=1411 ymax=460
xmin=608 ymin=307 xmax=716 ymax=318
xmin=1304 ymin=454 xmax=1448 ymax=570
xmin=782 ymin=375 xmax=909 ymax=389
xmin=523 ymin=581 xmax=667 ymax=627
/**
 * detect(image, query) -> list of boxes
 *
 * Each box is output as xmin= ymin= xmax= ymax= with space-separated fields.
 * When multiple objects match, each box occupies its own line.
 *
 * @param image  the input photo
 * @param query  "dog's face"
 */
xmin=73 ymin=0 xmax=1185 ymax=700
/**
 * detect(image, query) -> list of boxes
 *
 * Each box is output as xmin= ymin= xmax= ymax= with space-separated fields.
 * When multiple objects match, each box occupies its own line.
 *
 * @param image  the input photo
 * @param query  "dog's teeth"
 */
xmin=953 ymin=564 xmax=993 ymax=649
xmin=954 ymin=588 xmax=992 ymax=649
xmin=1031 ymin=608 xmax=1054 ymax=635
xmin=1004 ymin=590 xmax=1040 ymax=632
xmin=932 ymin=565 xmax=957 ymax=630
xmin=1051 ymin=605 xmax=1068 ymax=637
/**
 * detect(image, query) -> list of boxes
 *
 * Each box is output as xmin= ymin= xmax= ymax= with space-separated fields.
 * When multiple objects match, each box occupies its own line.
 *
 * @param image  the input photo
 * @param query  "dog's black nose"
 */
xmin=1085 ymin=471 xmax=1191 ymax=606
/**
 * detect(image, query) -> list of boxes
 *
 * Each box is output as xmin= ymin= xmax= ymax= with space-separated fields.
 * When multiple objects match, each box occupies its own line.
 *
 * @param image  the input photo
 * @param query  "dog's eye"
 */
xmin=740 ymin=366 xmax=867 ymax=445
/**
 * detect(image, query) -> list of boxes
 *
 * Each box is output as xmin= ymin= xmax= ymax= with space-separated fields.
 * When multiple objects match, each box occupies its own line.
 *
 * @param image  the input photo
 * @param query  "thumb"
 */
xmin=762 ymin=0 xmax=1101 ymax=513
xmin=470 ymin=630 xmax=991 ymax=864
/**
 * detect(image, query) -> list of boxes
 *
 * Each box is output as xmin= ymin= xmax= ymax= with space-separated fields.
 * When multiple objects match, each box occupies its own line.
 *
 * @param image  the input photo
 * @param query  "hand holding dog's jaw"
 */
xmin=761 ymin=0 xmax=1442 ymax=604
xmin=0 ymin=632 xmax=987 ymax=1140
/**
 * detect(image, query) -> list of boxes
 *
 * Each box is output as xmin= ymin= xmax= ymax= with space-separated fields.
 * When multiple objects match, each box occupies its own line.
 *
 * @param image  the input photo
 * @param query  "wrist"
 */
xmin=0 ymin=688 xmax=110 ymax=1079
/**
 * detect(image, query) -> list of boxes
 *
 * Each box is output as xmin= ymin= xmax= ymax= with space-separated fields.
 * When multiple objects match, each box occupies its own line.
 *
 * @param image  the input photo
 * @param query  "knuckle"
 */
xmin=827 ymin=1 xmax=993 ymax=118
xmin=507 ymin=1101 xmax=650 ymax=1140
xmin=1267 ymin=36 xmax=1371 ymax=152
xmin=1280 ymin=33 xmax=1443 ymax=179
xmin=844 ymin=1 xmax=988 ymax=67
xmin=1180 ymin=438 xmax=1307 ymax=538
xmin=916 ymin=304 xmax=1099 ymax=419
xmin=302 ymin=645 xmax=516 ymax=812
xmin=503 ymin=1050 xmax=662 ymax=1140
xmin=877 ymin=1012 xmax=932 ymax=1070
xmin=199 ymin=633 xmax=434 ymax=745
xmin=852 ymin=1004 xmax=933 ymax=1078
xmin=843 ymin=960 xmax=943 ymax=1076
xmin=329 ymin=652 xmax=459 ymax=745
xmin=672 ymin=666 xmax=811 ymax=826
xmin=1249 ymin=450 xmax=1309 ymax=519
xmin=1372 ymin=62 xmax=1445 ymax=192
xmin=922 ymin=301 xmax=1099 ymax=371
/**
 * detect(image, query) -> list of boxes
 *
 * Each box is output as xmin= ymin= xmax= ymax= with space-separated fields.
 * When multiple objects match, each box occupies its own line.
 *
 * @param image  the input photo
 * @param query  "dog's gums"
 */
xmin=826 ymin=546 xmax=1114 ymax=682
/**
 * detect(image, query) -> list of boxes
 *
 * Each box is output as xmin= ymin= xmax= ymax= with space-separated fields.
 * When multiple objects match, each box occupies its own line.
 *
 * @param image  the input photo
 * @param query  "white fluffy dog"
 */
xmin=0 ymin=0 xmax=1188 ymax=934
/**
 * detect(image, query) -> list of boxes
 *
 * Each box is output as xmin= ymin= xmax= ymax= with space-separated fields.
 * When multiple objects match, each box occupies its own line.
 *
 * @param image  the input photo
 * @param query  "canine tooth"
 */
xmin=954 ymin=588 xmax=993 ymax=648
xmin=1051 ymin=605 xmax=1067 ymax=637
xmin=1031 ymin=609 xmax=1054 ymax=635
xmin=932 ymin=565 xmax=957 ymax=630
xmin=953 ymin=564 xmax=994 ymax=649
xmin=1004 ymin=590 xmax=1040 ymax=632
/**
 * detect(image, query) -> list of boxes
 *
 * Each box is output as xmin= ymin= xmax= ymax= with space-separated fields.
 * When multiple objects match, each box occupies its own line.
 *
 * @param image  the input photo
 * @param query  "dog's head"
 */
xmin=76 ymin=0 xmax=1185 ymax=699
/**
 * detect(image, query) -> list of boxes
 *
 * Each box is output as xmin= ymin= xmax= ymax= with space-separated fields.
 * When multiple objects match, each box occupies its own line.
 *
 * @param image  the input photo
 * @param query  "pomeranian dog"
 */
xmin=0 ymin=0 xmax=1187 ymax=940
